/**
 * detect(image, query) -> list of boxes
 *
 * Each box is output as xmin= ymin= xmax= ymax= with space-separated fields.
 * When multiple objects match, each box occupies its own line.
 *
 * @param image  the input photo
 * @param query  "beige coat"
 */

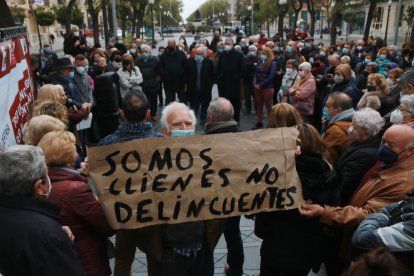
xmin=357 ymin=90 xmax=386 ymax=110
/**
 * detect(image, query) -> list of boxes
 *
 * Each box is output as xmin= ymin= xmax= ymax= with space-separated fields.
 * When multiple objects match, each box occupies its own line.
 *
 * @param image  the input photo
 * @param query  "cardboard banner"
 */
xmin=0 ymin=34 xmax=35 ymax=149
xmin=88 ymin=128 xmax=303 ymax=229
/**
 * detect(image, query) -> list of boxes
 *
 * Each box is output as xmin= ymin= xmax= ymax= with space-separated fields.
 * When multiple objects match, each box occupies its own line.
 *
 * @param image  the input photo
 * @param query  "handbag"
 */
xmin=295 ymin=101 xmax=311 ymax=113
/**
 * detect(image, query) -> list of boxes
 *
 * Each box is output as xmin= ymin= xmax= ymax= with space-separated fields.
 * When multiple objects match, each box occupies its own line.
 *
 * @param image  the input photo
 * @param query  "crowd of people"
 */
xmin=1 ymin=23 xmax=414 ymax=276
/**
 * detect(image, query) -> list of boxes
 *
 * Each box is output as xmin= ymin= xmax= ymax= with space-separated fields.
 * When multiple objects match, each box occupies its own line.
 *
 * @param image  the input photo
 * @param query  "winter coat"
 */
xmin=117 ymin=66 xmax=143 ymax=98
xmin=357 ymin=89 xmax=387 ymax=111
xmin=289 ymin=73 xmax=316 ymax=115
xmin=185 ymin=57 xmax=215 ymax=105
xmin=319 ymin=155 xmax=414 ymax=260
xmin=158 ymin=47 xmax=187 ymax=90
xmin=136 ymin=56 xmax=160 ymax=93
xmin=253 ymin=60 xmax=277 ymax=89
xmin=216 ymin=49 xmax=246 ymax=100
xmin=63 ymin=34 xmax=87 ymax=57
xmin=331 ymin=79 xmax=361 ymax=108
xmin=48 ymin=72 xmax=84 ymax=107
xmin=255 ymin=153 xmax=336 ymax=271
xmin=0 ymin=196 xmax=85 ymax=276
xmin=335 ymin=136 xmax=380 ymax=205
xmin=48 ymin=167 xmax=115 ymax=276
xmin=322 ymin=109 xmax=354 ymax=164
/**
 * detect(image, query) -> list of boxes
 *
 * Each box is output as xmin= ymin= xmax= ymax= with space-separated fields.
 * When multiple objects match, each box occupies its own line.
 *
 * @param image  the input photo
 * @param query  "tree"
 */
xmin=72 ymin=6 xmax=85 ymax=28
xmin=9 ymin=7 xmax=25 ymax=25
xmin=255 ymin=0 xmax=278 ymax=37
xmin=291 ymin=0 xmax=303 ymax=32
xmin=87 ymin=0 xmax=101 ymax=45
xmin=36 ymin=8 xmax=56 ymax=27
xmin=306 ymin=0 xmax=316 ymax=37
xmin=53 ymin=3 xmax=82 ymax=34
xmin=343 ymin=11 xmax=356 ymax=41
xmin=320 ymin=0 xmax=349 ymax=45
xmin=363 ymin=0 xmax=379 ymax=42
xmin=403 ymin=6 xmax=414 ymax=44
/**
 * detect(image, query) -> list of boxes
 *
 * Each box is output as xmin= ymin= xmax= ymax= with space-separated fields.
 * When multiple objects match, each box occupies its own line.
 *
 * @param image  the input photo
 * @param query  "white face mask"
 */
xmin=285 ymin=68 xmax=293 ymax=75
xmin=43 ymin=176 xmax=52 ymax=198
xmin=73 ymin=31 xmax=80 ymax=37
xmin=76 ymin=66 xmax=85 ymax=74
xmin=309 ymin=57 xmax=314 ymax=64
xmin=224 ymin=45 xmax=232 ymax=51
xmin=298 ymin=70 xmax=305 ymax=77
xmin=390 ymin=109 xmax=404 ymax=124
xmin=357 ymin=46 xmax=363 ymax=51
xmin=334 ymin=75 xmax=344 ymax=83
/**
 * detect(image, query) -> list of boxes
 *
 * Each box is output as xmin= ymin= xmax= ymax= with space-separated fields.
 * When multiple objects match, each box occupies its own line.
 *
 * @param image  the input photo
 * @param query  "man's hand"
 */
xmin=254 ymin=84 xmax=260 ymax=90
xmin=299 ymin=201 xmax=325 ymax=218
xmin=81 ymin=102 xmax=92 ymax=111
xmin=62 ymin=226 xmax=75 ymax=241
xmin=74 ymin=40 xmax=81 ymax=47
xmin=79 ymin=157 xmax=89 ymax=176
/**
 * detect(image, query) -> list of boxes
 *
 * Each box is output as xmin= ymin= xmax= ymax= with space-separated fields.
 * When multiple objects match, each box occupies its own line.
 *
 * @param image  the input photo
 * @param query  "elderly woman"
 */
xmin=390 ymin=95 xmax=414 ymax=128
xmin=25 ymin=114 xmax=66 ymax=145
xmin=375 ymin=47 xmax=391 ymax=77
xmin=256 ymin=120 xmax=336 ymax=276
xmin=0 ymin=145 xmax=85 ymax=275
xmin=357 ymin=73 xmax=390 ymax=111
xmin=289 ymin=62 xmax=316 ymax=123
xmin=117 ymin=53 xmax=143 ymax=98
xmin=330 ymin=64 xmax=361 ymax=107
xmin=278 ymin=59 xmax=299 ymax=103
xmin=335 ymin=108 xmax=383 ymax=205
xmin=38 ymin=84 xmax=67 ymax=104
xmin=38 ymin=131 xmax=115 ymax=276
xmin=253 ymin=47 xmax=277 ymax=129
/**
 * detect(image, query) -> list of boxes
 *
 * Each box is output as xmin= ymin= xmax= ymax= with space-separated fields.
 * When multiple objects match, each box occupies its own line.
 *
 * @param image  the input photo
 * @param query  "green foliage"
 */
xmin=343 ymin=11 xmax=356 ymax=23
xmin=36 ymin=8 xmax=56 ymax=26
xmin=197 ymin=24 xmax=211 ymax=32
xmin=254 ymin=0 xmax=279 ymax=26
xmin=187 ymin=0 xmax=230 ymax=24
xmin=10 ymin=7 xmax=25 ymax=24
xmin=186 ymin=23 xmax=196 ymax=33
xmin=52 ymin=4 xmax=84 ymax=27
xmin=403 ymin=6 xmax=414 ymax=26
xmin=155 ymin=0 xmax=183 ymax=25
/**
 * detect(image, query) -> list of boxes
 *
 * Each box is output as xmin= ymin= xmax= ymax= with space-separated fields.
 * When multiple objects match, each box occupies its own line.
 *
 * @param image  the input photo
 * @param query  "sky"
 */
xmin=182 ymin=0 xmax=206 ymax=21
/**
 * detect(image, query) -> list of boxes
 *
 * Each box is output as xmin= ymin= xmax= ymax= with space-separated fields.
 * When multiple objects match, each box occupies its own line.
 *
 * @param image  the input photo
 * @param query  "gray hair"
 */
xmin=353 ymin=108 xmax=384 ymax=137
xmin=141 ymin=44 xmax=151 ymax=51
xmin=249 ymin=45 xmax=257 ymax=51
xmin=224 ymin=38 xmax=234 ymax=44
xmin=160 ymin=102 xmax=196 ymax=130
xmin=0 ymin=145 xmax=46 ymax=197
xmin=401 ymin=95 xmax=414 ymax=114
xmin=398 ymin=70 xmax=414 ymax=88
xmin=207 ymin=97 xmax=234 ymax=121
xmin=367 ymin=62 xmax=380 ymax=73
xmin=217 ymin=41 xmax=225 ymax=48
xmin=299 ymin=62 xmax=312 ymax=71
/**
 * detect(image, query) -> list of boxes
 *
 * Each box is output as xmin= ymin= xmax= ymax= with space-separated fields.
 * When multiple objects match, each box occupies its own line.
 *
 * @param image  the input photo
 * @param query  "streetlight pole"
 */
xmin=278 ymin=0 xmax=287 ymax=43
xmin=149 ymin=0 xmax=155 ymax=48
xmin=32 ymin=4 xmax=42 ymax=52
xmin=319 ymin=10 xmax=323 ymax=39
xmin=111 ymin=0 xmax=117 ymax=37
xmin=251 ymin=0 xmax=254 ymax=35
xmin=393 ymin=0 xmax=403 ymax=46
xmin=384 ymin=0 xmax=392 ymax=45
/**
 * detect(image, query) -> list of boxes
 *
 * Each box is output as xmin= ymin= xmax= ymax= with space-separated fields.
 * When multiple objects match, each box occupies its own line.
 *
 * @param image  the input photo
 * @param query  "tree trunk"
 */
xmin=107 ymin=1 xmax=113 ymax=36
xmin=135 ymin=2 xmax=146 ymax=38
xmin=309 ymin=12 xmax=315 ymax=37
xmin=330 ymin=12 xmax=337 ymax=46
xmin=64 ymin=0 xmax=76 ymax=35
xmin=293 ymin=11 xmax=299 ymax=31
xmin=267 ymin=18 xmax=270 ymax=38
xmin=101 ymin=0 xmax=109 ymax=47
xmin=363 ymin=1 xmax=376 ymax=42
xmin=121 ymin=15 xmax=126 ymax=38
xmin=87 ymin=0 xmax=100 ymax=45
xmin=410 ymin=24 xmax=414 ymax=44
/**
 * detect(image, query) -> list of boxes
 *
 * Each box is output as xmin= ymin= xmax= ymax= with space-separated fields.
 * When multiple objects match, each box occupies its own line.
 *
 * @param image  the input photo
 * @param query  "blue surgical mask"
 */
xmin=195 ymin=54 xmax=203 ymax=62
xmin=319 ymin=51 xmax=326 ymax=57
xmin=379 ymin=54 xmax=386 ymax=60
xmin=217 ymin=48 xmax=224 ymax=54
xmin=285 ymin=46 xmax=292 ymax=53
xmin=69 ymin=71 xmax=75 ymax=79
xmin=337 ymin=47 xmax=342 ymax=51
xmin=248 ymin=51 xmax=256 ymax=58
xmin=241 ymin=44 xmax=247 ymax=48
xmin=323 ymin=107 xmax=330 ymax=121
xmin=305 ymin=43 xmax=310 ymax=48
xmin=377 ymin=144 xmax=399 ymax=166
xmin=260 ymin=54 xmax=267 ymax=61
xmin=411 ymin=60 xmax=414 ymax=67
xmin=141 ymin=53 xmax=149 ymax=60
xmin=118 ymin=40 xmax=123 ymax=44
xmin=274 ymin=47 xmax=280 ymax=52
xmin=171 ymin=129 xmax=194 ymax=136
xmin=130 ymin=49 xmax=136 ymax=55
xmin=364 ymin=58 xmax=371 ymax=64
xmin=343 ymin=48 xmax=349 ymax=54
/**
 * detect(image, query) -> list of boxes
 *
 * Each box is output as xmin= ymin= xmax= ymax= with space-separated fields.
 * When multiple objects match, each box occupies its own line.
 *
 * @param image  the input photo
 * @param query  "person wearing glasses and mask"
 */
xmin=117 ymin=53 xmax=143 ymax=99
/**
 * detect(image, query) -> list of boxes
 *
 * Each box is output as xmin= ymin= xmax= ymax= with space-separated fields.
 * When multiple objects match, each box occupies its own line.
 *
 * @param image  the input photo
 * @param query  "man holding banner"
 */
xmin=89 ymin=102 xmax=302 ymax=276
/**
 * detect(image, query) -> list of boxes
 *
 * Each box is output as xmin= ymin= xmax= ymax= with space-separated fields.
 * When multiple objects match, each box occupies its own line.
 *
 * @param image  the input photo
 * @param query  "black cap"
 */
xmin=54 ymin=58 xmax=74 ymax=71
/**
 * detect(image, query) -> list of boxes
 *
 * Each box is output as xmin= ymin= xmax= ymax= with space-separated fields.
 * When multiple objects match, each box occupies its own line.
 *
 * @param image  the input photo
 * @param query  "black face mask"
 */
xmin=114 ymin=56 xmax=122 ymax=62
xmin=122 ymin=60 xmax=131 ymax=67
xmin=367 ymin=85 xmax=376 ymax=92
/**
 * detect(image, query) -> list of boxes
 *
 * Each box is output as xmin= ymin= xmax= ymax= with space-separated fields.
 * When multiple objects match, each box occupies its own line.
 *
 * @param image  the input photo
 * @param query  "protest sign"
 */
xmin=88 ymin=127 xmax=303 ymax=229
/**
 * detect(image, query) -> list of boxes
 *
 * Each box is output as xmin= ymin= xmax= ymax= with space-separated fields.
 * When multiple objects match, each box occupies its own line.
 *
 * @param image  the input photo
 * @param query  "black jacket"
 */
xmin=48 ymin=72 xmax=84 ymax=107
xmin=185 ymin=58 xmax=215 ymax=105
xmin=136 ymin=56 xmax=160 ymax=93
xmin=335 ymin=136 xmax=380 ymax=205
xmin=216 ymin=49 xmax=246 ymax=99
xmin=255 ymin=153 xmax=336 ymax=271
xmin=63 ymin=34 xmax=87 ymax=57
xmin=0 ymin=196 xmax=85 ymax=276
xmin=158 ymin=47 xmax=187 ymax=90
xmin=331 ymin=80 xmax=361 ymax=108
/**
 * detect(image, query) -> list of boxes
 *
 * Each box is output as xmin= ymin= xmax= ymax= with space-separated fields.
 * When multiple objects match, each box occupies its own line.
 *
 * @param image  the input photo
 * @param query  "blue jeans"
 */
xmin=190 ymin=90 xmax=207 ymax=123
xmin=224 ymin=216 xmax=244 ymax=276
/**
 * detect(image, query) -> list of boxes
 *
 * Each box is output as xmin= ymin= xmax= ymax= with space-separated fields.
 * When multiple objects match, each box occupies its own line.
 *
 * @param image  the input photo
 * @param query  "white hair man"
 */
xmin=137 ymin=102 xmax=223 ymax=276
xmin=63 ymin=24 xmax=87 ymax=57
xmin=0 ymin=145 xmax=85 ymax=275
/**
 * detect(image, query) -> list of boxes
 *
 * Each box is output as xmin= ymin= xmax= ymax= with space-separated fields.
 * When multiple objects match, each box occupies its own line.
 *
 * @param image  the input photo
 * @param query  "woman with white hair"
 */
xmin=335 ymin=108 xmax=383 ymax=205
xmin=390 ymin=95 xmax=414 ymax=128
xmin=288 ymin=61 xmax=317 ymax=123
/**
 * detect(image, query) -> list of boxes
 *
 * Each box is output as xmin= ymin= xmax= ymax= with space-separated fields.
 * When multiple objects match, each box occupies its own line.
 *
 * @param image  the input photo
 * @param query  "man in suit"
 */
xmin=185 ymin=46 xmax=215 ymax=125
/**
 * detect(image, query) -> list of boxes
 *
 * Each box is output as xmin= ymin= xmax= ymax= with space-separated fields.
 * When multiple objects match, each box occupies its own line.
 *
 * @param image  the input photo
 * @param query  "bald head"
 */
xmin=167 ymin=39 xmax=176 ymax=48
xmin=195 ymin=47 xmax=205 ymax=55
xmin=207 ymin=97 xmax=234 ymax=122
xmin=382 ymin=125 xmax=414 ymax=156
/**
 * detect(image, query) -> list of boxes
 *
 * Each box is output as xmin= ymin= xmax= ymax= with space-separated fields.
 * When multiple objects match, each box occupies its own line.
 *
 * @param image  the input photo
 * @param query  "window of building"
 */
xmin=373 ymin=7 xmax=384 ymax=30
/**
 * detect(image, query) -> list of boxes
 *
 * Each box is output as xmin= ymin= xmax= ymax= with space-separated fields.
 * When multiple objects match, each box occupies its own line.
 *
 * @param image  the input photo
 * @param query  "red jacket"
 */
xmin=48 ymin=167 xmax=115 ymax=276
